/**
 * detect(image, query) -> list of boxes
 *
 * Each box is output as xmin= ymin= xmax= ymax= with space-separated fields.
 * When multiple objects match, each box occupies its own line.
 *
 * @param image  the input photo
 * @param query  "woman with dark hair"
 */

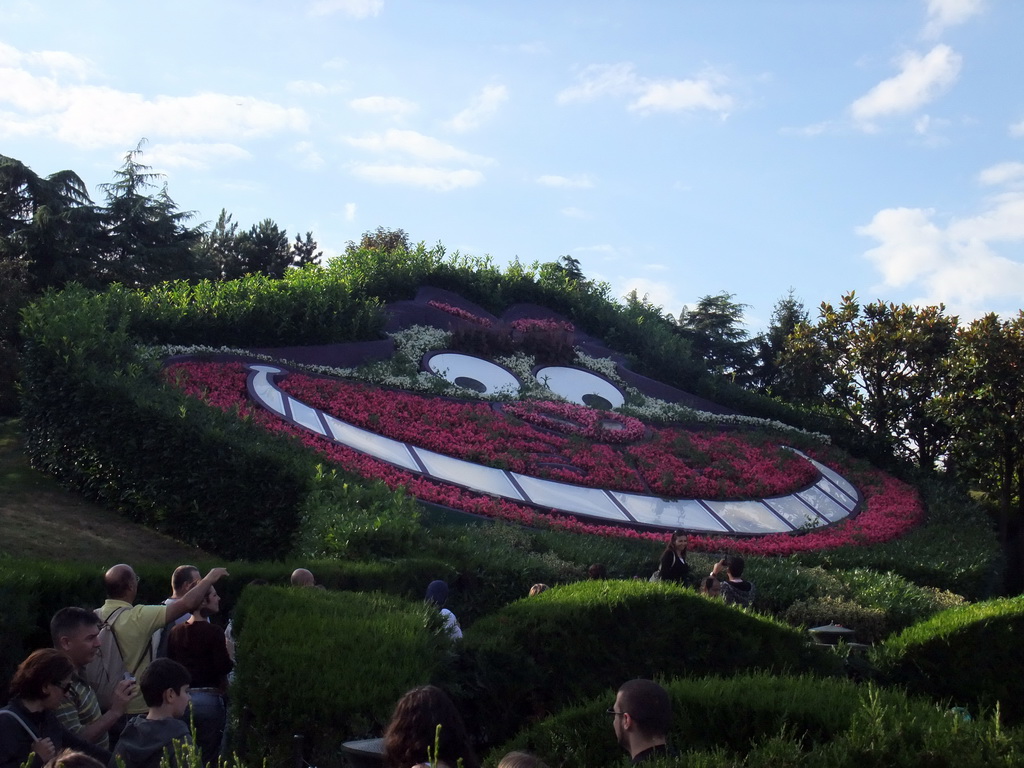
xmin=381 ymin=685 xmax=479 ymax=768
xmin=167 ymin=586 xmax=233 ymax=766
xmin=657 ymin=531 xmax=691 ymax=585
xmin=0 ymin=650 xmax=108 ymax=768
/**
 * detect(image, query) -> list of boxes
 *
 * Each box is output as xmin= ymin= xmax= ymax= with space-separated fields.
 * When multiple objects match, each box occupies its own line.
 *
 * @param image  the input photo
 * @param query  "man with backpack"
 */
xmin=91 ymin=564 xmax=229 ymax=719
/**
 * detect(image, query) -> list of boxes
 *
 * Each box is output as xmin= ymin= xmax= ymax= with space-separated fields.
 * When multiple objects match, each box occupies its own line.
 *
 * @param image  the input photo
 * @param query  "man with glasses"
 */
xmin=608 ymin=679 xmax=674 ymax=763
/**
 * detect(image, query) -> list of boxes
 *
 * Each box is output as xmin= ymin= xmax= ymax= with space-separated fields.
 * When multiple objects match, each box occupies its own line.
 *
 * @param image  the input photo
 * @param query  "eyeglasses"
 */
xmin=606 ymin=708 xmax=625 ymax=718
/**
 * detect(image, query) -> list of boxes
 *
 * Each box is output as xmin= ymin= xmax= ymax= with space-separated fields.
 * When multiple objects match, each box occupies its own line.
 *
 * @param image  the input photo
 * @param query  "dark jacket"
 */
xmin=720 ymin=578 xmax=756 ymax=607
xmin=109 ymin=715 xmax=192 ymax=768
xmin=0 ymin=698 xmax=108 ymax=768
xmin=658 ymin=551 xmax=691 ymax=585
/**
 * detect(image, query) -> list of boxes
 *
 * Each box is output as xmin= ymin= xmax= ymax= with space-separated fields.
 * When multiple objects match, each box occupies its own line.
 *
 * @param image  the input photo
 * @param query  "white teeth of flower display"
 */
xmin=244 ymin=364 xmax=857 ymax=535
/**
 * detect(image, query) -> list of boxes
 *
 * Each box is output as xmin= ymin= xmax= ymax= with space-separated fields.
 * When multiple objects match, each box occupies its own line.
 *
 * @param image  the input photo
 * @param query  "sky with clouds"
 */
xmin=1 ymin=0 xmax=1021 ymax=330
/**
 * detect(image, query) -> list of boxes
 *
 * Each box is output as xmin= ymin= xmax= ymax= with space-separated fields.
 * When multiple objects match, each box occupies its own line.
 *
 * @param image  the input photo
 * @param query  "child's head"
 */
xmin=140 ymin=658 xmax=191 ymax=713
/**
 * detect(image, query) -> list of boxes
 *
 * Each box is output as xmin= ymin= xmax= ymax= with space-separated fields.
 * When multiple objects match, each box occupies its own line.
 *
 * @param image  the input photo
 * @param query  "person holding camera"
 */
xmin=710 ymin=555 xmax=755 ymax=607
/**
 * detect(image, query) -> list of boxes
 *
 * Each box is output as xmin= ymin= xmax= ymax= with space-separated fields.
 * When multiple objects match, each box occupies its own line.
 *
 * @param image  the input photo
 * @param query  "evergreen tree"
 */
xmin=97 ymin=141 xmax=202 ymax=287
xmin=0 ymin=154 xmax=103 ymax=289
xmin=237 ymin=219 xmax=291 ymax=278
xmin=290 ymin=231 xmax=322 ymax=269
xmin=677 ymin=292 xmax=756 ymax=383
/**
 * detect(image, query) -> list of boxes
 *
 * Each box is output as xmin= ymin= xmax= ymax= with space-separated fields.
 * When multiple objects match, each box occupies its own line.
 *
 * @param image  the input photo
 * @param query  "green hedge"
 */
xmin=488 ymin=673 xmax=1023 ymax=768
xmin=448 ymin=580 xmax=841 ymax=749
xmin=102 ymin=271 xmax=385 ymax=347
xmin=794 ymin=478 xmax=1002 ymax=600
xmin=17 ymin=285 xmax=412 ymax=561
xmin=231 ymin=585 xmax=452 ymax=768
xmin=872 ymin=595 xmax=1024 ymax=725
xmin=0 ymin=557 xmax=458 ymax=687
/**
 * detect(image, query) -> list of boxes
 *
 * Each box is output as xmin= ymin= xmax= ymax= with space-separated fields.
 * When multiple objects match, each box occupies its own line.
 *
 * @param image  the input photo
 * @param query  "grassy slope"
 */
xmin=0 ymin=418 xmax=210 ymax=563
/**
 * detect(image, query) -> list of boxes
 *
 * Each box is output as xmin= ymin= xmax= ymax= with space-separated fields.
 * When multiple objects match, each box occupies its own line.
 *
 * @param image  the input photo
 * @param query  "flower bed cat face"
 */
xmin=163 ymin=358 xmax=923 ymax=554
xmin=158 ymin=286 xmax=923 ymax=552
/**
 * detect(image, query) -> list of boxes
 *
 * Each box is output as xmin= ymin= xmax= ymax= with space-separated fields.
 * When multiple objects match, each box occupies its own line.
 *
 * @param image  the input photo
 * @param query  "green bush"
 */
xmin=872 ymin=595 xmax=1024 ymax=725
xmin=231 ymin=585 xmax=452 ymax=768
xmin=794 ymin=477 xmax=1002 ymax=600
xmin=420 ymin=522 xmax=659 ymax=625
xmin=17 ymin=285 xmax=417 ymax=561
xmin=102 ymin=271 xmax=384 ymax=347
xmin=488 ymin=673 xmax=1023 ymax=768
xmin=783 ymin=597 xmax=888 ymax=644
xmin=0 ymin=556 xmax=457 ymax=686
xmin=449 ymin=580 xmax=840 ymax=749
xmin=295 ymin=468 xmax=424 ymax=560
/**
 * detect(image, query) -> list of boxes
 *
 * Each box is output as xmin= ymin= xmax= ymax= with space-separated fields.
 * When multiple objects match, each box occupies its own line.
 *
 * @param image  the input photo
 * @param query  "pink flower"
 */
xmin=162 ymin=360 xmax=925 ymax=552
xmin=427 ymin=301 xmax=493 ymax=327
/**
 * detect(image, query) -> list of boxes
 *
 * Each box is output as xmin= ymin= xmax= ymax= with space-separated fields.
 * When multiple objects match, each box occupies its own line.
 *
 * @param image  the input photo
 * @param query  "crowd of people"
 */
xmin=2 ymin=533 xmax=748 ymax=768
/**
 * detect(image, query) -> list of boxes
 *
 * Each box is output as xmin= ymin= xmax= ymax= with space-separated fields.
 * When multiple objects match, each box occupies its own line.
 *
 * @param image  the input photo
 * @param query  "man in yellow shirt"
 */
xmin=96 ymin=564 xmax=229 ymax=716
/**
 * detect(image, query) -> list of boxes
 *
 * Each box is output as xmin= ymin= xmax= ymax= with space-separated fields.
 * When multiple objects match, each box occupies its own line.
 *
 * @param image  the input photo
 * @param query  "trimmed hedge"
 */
xmin=872 ymin=595 xmax=1024 ymax=725
xmin=488 ymin=673 xmax=1023 ymax=768
xmin=794 ymin=477 xmax=1002 ymax=600
xmin=231 ymin=585 xmax=452 ymax=768
xmin=0 ymin=557 xmax=458 ymax=687
xmin=17 ymin=285 xmax=408 ymax=561
xmin=447 ymin=580 xmax=841 ymax=748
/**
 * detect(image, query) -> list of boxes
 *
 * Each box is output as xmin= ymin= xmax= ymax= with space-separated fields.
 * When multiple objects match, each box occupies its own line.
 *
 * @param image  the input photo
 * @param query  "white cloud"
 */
xmin=558 ymin=63 xmax=637 ymax=103
xmin=291 ymin=141 xmax=325 ymax=170
xmin=850 ymin=45 xmax=962 ymax=129
xmin=978 ymin=162 xmax=1024 ymax=187
xmin=537 ymin=174 xmax=594 ymax=189
xmin=858 ymin=179 xmax=1024 ymax=318
xmin=344 ymin=129 xmax=492 ymax=165
xmin=350 ymin=164 xmax=483 ymax=191
xmin=445 ymin=84 xmax=508 ymax=132
xmin=629 ymin=77 xmax=733 ymax=115
xmin=349 ymin=95 xmax=417 ymax=117
xmin=560 ymin=207 xmax=590 ymax=219
xmin=0 ymin=42 xmax=94 ymax=78
xmin=558 ymin=62 xmax=733 ymax=116
xmin=922 ymin=0 xmax=985 ymax=39
xmin=308 ymin=0 xmax=382 ymax=18
xmin=145 ymin=142 xmax=251 ymax=170
xmin=784 ymin=120 xmax=838 ymax=137
xmin=287 ymin=80 xmax=345 ymax=96
xmin=0 ymin=51 xmax=310 ymax=148
xmin=344 ymin=202 xmax=357 ymax=221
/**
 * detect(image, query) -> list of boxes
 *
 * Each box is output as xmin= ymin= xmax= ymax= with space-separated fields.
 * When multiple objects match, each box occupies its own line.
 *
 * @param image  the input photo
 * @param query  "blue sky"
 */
xmin=2 ymin=0 xmax=1021 ymax=332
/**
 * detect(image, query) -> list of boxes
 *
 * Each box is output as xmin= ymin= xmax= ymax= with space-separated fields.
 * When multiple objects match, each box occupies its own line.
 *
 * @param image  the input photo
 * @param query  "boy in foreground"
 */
xmin=109 ymin=659 xmax=192 ymax=768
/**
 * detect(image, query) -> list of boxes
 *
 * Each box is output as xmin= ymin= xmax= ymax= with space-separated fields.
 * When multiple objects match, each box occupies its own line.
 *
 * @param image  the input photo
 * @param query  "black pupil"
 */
xmin=455 ymin=376 xmax=487 ymax=393
xmin=582 ymin=393 xmax=613 ymax=410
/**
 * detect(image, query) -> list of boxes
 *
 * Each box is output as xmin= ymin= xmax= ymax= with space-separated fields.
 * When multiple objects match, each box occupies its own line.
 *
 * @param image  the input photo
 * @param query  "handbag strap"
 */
xmin=0 ymin=707 xmax=40 ymax=740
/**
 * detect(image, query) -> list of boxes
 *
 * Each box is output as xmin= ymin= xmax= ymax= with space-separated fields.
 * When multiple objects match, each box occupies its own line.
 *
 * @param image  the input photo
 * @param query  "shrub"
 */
xmin=872 ymin=595 xmax=1024 ymax=725
xmin=783 ymin=597 xmax=888 ymax=644
xmin=488 ymin=673 xmax=1023 ymax=768
xmin=794 ymin=477 xmax=1002 ymax=600
xmin=449 ymin=580 xmax=840 ymax=749
xmin=295 ymin=468 xmax=424 ymax=560
xmin=0 ymin=557 xmax=457 ymax=686
xmin=231 ymin=585 xmax=453 ymax=768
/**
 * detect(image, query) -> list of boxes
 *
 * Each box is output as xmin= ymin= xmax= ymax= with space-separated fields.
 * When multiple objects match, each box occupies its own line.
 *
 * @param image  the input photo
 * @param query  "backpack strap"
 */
xmin=98 ymin=605 xmax=132 ymax=671
xmin=0 ymin=707 xmax=40 ymax=740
